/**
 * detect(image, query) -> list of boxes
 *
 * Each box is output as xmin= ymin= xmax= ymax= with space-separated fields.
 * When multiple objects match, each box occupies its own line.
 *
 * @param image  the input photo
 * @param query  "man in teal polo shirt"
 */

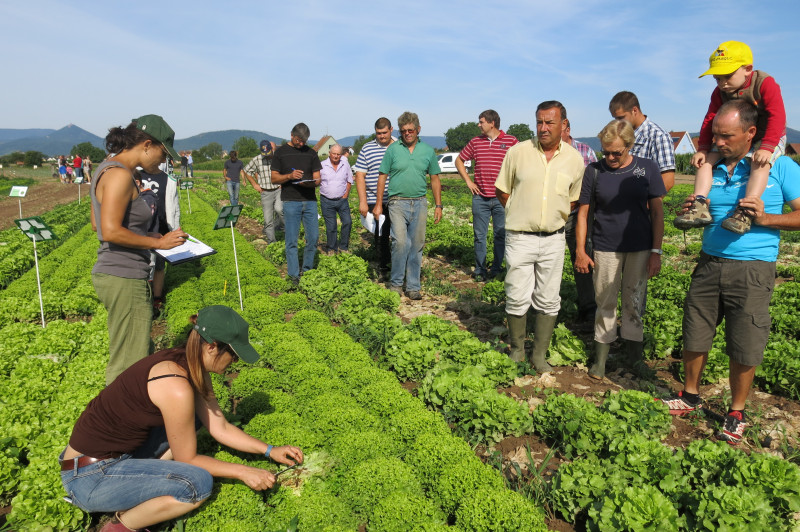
xmin=374 ymin=111 xmax=442 ymax=300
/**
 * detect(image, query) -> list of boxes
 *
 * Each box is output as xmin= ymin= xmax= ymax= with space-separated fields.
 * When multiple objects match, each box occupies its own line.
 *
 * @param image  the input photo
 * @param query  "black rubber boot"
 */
xmin=626 ymin=340 xmax=655 ymax=379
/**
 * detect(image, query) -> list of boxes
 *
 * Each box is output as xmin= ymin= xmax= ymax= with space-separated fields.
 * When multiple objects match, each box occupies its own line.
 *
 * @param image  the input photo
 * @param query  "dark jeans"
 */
xmin=283 ymin=200 xmax=319 ymax=279
xmin=565 ymin=209 xmax=596 ymax=316
xmin=472 ymin=195 xmax=505 ymax=276
xmin=320 ymin=195 xmax=352 ymax=252
xmin=369 ymin=203 xmax=392 ymax=270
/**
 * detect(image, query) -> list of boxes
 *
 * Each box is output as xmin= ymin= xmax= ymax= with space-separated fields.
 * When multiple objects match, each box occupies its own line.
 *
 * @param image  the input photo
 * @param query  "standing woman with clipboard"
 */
xmin=91 ymin=115 xmax=189 ymax=385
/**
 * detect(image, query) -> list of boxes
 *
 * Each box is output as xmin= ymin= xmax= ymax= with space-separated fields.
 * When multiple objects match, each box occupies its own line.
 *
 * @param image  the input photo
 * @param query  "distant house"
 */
xmin=786 ymin=143 xmax=800 ymax=155
xmin=670 ymin=131 xmax=696 ymax=155
xmin=313 ymin=135 xmax=337 ymax=157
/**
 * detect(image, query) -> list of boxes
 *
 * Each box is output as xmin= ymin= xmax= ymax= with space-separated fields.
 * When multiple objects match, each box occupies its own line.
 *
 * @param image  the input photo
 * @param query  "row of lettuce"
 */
xmin=0 ymin=199 xmax=91 ymax=289
xmin=0 ymin=190 xmax=547 ymax=531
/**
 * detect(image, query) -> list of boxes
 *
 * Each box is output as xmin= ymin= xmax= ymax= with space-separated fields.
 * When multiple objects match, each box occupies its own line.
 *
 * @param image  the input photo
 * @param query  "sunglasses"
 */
xmin=218 ymin=343 xmax=238 ymax=362
xmin=602 ymin=149 xmax=626 ymax=157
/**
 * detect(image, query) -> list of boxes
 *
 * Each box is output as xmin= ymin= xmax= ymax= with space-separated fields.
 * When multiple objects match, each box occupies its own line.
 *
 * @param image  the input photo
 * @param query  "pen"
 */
xmin=185 ymin=236 xmax=200 ymax=244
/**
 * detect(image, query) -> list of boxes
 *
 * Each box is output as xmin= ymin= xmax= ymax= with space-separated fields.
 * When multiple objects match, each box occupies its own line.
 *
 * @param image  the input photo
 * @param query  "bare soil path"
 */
xmin=0 ymin=177 xmax=86 ymax=230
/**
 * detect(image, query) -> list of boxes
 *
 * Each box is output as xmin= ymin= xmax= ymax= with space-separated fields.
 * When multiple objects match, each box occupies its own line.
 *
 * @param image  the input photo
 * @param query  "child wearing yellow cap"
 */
xmin=674 ymin=41 xmax=786 ymax=234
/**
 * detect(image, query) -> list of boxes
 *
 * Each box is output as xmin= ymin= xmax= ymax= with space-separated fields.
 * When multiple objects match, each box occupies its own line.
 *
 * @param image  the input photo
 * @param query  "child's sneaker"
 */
xmin=721 ymin=206 xmax=752 ymax=235
xmin=717 ymin=410 xmax=747 ymax=445
xmin=673 ymin=198 xmax=712 ymax=230
xmin=658 ymin=390 xmax=702 ymax=415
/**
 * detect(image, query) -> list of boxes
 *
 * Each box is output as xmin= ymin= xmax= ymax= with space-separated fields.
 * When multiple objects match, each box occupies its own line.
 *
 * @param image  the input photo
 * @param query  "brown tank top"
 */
xmin=68 ymin=348 xmax=191 ymax=458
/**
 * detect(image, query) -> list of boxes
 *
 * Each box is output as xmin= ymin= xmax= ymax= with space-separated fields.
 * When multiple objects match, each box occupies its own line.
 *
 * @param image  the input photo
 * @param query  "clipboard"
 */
xmin=155 ymin=234 xmax=217 ymax=264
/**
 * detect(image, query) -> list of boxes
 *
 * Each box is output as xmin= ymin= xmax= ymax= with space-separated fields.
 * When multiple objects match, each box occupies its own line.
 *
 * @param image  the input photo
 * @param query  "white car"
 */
xmin=436 ymin=152 xmax=471 ymax=174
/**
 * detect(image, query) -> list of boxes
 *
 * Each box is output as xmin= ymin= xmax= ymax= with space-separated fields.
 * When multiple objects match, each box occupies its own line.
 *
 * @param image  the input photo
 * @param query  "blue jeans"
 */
xmin=283 ymin=200 xmax=319 ymax=279
xmin=60 ymin=451 xmax=212 ymax=513
xmin=472 ymin=195 xmax=505 ymax=276
xmin=226 ymin=181 xmax=240 ymax=205
xmin=388 ymin=197 xmax=427 ymax=292
xmin=320 ymin=195 xmax=352 ymax=252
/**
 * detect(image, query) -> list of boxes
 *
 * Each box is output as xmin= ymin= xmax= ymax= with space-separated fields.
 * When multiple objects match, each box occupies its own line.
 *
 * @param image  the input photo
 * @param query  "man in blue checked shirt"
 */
xmin=609 ymin=91 xmax=676 ymax=191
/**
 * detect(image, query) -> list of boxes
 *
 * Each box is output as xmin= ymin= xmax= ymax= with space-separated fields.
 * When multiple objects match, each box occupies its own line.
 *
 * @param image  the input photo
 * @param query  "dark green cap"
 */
xmin=133 ymin=114 xmax=180 ymax=161
xmin=194 ymin=305 xmax=260 ymax=364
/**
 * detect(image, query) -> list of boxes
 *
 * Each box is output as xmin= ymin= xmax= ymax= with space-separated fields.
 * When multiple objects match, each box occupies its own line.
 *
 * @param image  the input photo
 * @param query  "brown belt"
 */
xmin=60 ymin=454 xmax=122 ymax=471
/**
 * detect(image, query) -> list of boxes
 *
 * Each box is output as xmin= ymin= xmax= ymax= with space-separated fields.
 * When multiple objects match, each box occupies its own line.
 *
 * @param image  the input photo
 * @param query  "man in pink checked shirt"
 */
xmin=319 ymin=144 xmax=353 ymax=254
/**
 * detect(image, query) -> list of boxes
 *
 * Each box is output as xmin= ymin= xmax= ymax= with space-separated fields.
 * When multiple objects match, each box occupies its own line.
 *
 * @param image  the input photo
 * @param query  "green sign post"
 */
xmin=213 ymin=205 xmax=244 ymax=310
xmin=180 ymin=180 xmax=194 ymax=213
xmin=15 ymin=217 xmax=56 ymax=328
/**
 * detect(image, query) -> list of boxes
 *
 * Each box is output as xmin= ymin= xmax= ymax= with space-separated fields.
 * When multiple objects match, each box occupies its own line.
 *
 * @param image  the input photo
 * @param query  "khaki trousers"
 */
xmin=592 ymin=250 xmax=649 ymax=343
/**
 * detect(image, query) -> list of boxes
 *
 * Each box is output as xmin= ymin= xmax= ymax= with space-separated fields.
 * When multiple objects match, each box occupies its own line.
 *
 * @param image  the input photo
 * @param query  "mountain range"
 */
xmin=2 ymin=125 xmax=798 ymax=157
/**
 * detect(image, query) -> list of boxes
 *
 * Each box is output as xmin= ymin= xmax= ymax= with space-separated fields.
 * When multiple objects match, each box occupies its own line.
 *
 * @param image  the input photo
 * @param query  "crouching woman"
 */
xmin=59 ymin=305 xmax=303 ymax=532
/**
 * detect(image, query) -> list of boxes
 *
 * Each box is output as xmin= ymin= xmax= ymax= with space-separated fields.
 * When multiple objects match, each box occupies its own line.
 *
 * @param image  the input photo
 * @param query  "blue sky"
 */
xmin=3 ymin=1 xmax=799 ymax=141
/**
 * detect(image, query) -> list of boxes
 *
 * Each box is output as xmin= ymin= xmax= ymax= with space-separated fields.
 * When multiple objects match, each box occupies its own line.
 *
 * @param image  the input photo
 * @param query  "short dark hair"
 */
xmin=291 ymin=123 xmax=310 ymax=143
xmin=229 ymin=150 xmax=238 ymax=158
xmin=564 ymin=119 xmax=571 ymax=129
xmin=374 ymin=117 xmax=392 ymax=130
xmin=536 ymin=101 xmax=566 ymax=120
xmin=717 ymin=100 xmax=759 ymax=131
xmin=609 ymin=91 xmax=640 ymax=113
xmin=478 ymin=109 xmax=500 ymax=129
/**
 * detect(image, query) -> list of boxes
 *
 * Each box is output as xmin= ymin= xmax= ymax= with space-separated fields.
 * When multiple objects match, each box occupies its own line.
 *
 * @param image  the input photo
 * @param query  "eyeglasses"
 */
xmin=602 ymin=149 xmax=626 ymax=157
xmin=400 ymin=128 xmax=416 ymax=134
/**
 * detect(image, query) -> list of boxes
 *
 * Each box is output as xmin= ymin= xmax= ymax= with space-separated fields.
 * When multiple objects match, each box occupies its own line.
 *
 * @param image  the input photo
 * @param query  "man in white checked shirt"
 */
xmin=244 ymin=140 xmax=284 ymax=243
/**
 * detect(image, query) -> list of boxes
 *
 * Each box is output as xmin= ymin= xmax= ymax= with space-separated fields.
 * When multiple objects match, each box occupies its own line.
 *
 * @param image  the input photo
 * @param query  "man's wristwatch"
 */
xmin=435 ymin=205 xmax=443 ymax=209
xmin=650 ymin=248 xmax=663 ymax=255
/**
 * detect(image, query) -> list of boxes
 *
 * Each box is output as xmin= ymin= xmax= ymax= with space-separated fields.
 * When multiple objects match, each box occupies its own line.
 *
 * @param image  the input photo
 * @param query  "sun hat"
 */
xmin=193 ymin=305 xmax=260 ymax=363
xmin=132 ymin=114 xmax=180 ymax=161
xmin=699 ymin=41 xmax=753 ymax=78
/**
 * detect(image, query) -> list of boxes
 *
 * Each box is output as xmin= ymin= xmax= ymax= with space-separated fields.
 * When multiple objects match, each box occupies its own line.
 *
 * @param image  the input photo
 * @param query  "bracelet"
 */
xmin=650 ymin=248 xmax=663 ymax=255
xmin=435 ymin=205 xmax=443 ymax=209
xmin=265 ymin=445 xmax=273 ymax=459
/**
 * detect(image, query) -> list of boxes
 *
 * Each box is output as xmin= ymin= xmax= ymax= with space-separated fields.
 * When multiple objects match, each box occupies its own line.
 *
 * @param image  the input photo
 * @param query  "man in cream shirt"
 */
xmin=495 ymin=100 xmax=585 ymax=373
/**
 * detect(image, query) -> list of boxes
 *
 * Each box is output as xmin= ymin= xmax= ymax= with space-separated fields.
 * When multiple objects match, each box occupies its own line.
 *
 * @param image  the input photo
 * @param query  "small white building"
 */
xmin=670 ymin=131 xmax=696 ymax=155
xmin=312 ymin=135 xmax=338 ymax=157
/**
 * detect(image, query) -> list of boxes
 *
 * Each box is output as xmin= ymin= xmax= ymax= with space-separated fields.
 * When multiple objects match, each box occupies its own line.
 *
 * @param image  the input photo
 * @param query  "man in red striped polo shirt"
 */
xmin=456 ymin=110 xmax=519 ymax=281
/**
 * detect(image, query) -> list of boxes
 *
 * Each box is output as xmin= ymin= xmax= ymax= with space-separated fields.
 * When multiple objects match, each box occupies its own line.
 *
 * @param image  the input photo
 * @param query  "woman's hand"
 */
xmin=239 ymin=466 xmax=276 ymax=491
xmin=647 ymin=253 xmax=662 ymax=279
xmin=575 ymin=251 xmax=594 ymax=274
xmin=270 ymin=445 xmax=304 ymax=467
xmin=157 ymin=228 xmax=189 ymax=250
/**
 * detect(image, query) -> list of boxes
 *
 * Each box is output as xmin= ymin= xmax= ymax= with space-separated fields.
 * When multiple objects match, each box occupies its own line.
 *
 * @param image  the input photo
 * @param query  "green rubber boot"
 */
xmin=530 ymin=313 xmax=558 ymax=373
xmin=506 ymin=313 xmax=528 ymax=363
xmin=588 ymin=342 xmax=611 ymax=380
xmin=626 ymin=340 xmax=655 ymax=379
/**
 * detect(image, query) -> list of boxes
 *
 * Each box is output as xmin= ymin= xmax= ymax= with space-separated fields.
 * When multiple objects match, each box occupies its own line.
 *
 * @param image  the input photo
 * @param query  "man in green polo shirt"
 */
xmin=374 ymin=111 xmax=442 ymax=300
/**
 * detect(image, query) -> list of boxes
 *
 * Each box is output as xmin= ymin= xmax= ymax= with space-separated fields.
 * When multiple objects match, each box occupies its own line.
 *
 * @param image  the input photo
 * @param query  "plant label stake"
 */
xmin=213 ymin=205 xmax=244 ymax=310
xmin=180 ymin=180 xmax=194 ymax=214
xmin=15 ymin=217 xmax=56 ymax=328
xmin=9 ymin=186 xmax=27 ymax=218
xmin=74 ymin=175 xmax=84 ymax=204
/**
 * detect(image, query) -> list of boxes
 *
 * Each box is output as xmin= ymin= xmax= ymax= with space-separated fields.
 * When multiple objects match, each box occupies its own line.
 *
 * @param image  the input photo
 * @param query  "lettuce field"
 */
xmin=2 ymin=171 xmax=800 ymax=531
